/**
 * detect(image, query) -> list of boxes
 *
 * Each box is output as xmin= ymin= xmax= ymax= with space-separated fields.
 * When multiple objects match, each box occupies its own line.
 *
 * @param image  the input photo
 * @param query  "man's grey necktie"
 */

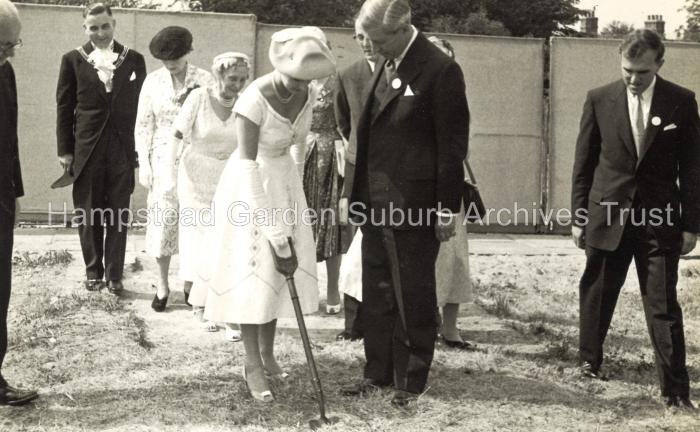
xmin=384 ymin=59 xmax=397 ymax=86
xmin=634 ymin=94 xmax=646 ymax=157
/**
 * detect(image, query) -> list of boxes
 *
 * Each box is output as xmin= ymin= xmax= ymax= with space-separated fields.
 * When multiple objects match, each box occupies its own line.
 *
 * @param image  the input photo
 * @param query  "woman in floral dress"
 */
xmin=303 ymin=74 xmax=353 ymax=314
xmin=135 ymin=26 xmax=212 ymax=312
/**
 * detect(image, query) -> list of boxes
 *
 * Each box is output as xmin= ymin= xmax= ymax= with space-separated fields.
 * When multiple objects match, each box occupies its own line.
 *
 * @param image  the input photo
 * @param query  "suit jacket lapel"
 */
xmin=637 ymin=77 xmax=678 ymax=165
xmin=373 ymin=35 xmax=427 ymax=124
xmin=366 ymin=56 xmax=386 ymax=124
xmin=79 ymin=42 xmax=109 ymax=102
xmin=109 ymin=41 xmax=128 ymax=101
xmin=611 ymin=81 xmax=638 ymax=161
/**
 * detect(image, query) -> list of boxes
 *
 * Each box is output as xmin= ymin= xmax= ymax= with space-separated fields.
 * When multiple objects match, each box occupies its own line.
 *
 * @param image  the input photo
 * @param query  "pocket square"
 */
xmin=663 ymin=123 xmax=677 ymax=131
xmin=403 ymin=85 xmax=415 ymax=96
xmin=129 ymin=71 xmax=136 ymax=81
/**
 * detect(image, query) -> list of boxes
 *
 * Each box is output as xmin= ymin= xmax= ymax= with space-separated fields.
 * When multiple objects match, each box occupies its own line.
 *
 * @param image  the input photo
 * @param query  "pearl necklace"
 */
xmin=272 ymin=77 xmax=294 ymax=104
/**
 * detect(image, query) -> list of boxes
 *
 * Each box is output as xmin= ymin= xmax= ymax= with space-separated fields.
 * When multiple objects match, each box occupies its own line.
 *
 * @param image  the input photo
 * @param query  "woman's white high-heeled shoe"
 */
xmin=243 ymin=366 xmax=274 ymax=403
xmin=225 ymin=326 xmax=241 ymax=342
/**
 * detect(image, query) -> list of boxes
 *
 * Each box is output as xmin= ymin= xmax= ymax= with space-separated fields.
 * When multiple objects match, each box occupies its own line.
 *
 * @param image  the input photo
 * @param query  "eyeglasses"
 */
xmin=0 ymin=39 xmax=22 ymax=53
xmin=352 ymin=34 xmax=368 ymax=43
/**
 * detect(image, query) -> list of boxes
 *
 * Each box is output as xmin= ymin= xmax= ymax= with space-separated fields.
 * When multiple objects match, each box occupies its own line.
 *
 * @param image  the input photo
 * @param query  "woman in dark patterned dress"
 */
xmin=303 ymin=73 xmax=352 ymax=314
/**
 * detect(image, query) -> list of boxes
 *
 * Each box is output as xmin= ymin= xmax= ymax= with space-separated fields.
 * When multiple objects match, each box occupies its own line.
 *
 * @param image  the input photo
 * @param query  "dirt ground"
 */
xmin=2 ymin=231 xmax=700 ymax=431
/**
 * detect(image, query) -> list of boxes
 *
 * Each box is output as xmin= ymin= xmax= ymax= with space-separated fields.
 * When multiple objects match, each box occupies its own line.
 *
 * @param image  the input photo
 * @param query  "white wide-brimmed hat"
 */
xmin=269 ymin=27 xmax=336 ymax=81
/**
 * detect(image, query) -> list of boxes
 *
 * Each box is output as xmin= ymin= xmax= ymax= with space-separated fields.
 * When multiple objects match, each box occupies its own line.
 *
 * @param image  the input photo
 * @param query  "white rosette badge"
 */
xmin=88 ymin=49 xmax=118 ymax=92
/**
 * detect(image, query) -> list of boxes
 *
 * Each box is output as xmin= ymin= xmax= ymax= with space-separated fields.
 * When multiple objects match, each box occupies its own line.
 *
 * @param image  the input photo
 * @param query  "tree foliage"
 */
xmin=196 ymin=0 xmax=580 ymax=38
xmin=17 ymin=0 xmax=583 ymax=38
xmin=481 ymin=0 xmax=582 ymax=37
xmin=677 ymin=0 xmax=700 ymax=42
xmin=429 ymin=10 xmax=510 ymax=36
xmin=193 ymin=0 xmax=363 ymax=27
xmin=14 ymin=0 xmax=148 ymax=7
xmin=599 ymin=20 xmax=634 ymax=39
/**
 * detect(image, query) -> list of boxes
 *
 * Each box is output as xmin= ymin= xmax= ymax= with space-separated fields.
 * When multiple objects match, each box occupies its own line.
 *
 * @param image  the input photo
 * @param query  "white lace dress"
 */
xmin=134 ymin=64 xmax=212 ymax=258
xmin=194 ymin=80 xmax=319 ymax=324
xmin=173 ymin=87 xmax=238 ymax=283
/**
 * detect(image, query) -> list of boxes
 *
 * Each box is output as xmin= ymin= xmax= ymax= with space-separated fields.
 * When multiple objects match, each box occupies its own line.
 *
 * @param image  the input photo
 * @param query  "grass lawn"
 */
xmin=2 ymin=244 xmax=700 ymax=431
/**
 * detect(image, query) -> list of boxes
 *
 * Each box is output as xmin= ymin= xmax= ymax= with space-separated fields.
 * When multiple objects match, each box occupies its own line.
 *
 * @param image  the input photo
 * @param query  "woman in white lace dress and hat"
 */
xmin=171 ymin=52 xmax=250 ymax=339
xmin=135 ymin=26 xmax=212 ymax=313
xmin=197 ymin=27 xmax=335 ymax=402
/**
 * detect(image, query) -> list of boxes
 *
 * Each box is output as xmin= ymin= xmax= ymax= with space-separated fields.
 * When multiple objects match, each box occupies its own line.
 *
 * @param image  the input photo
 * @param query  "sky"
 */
xmin=578 ymin=0 xmax=689 ymax=38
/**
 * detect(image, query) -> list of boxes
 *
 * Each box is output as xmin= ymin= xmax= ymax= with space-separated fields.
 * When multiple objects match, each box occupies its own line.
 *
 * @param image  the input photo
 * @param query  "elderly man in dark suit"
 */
xmin=332 ymin=19 xmax=378 ymax=342
xmin=0 ymin=0 xmax=38 ymax=406
xmin=55 ymin=3 xmax=146 ymax=294
xmin=571 ymin=29 xmax=700 ymax=411
xmin=342 ymin=0 xmax=469 ymax=407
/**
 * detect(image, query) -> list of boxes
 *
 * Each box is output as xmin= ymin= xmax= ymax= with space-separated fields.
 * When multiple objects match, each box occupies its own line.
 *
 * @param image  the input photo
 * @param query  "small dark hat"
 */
xmin=149 ymin=26 xmax=193 ymax=60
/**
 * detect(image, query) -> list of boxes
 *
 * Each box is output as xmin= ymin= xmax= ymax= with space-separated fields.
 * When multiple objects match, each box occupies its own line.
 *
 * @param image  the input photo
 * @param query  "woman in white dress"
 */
xmin=135 ymin=26 xmax=212 ymax=312
xmin=429 ymin=36 xmax=474 ymax=350
xmin=198 ymin=27 xmax=335 ymax=402
xmin=171 ymin=52 xmax=250 ymax=337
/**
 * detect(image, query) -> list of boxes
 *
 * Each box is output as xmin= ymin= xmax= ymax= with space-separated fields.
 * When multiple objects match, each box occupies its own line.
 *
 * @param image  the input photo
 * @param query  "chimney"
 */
xmin=579 ymin=9 xmax=599 ymax=36
xmin=644 ymin=15 xmax=665 ymax=38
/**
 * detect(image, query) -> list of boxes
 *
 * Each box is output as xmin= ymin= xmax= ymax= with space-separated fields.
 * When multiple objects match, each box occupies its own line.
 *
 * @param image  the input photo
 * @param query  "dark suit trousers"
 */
xmin=0 ymin=196 xmax=15 ymax=378
xmin=579 ymin=221 xmax=688 ymax=397
xmin=361 ymin=225 xmax=440 ymax=394
xmin=343 ymin=294 xmax=362 ymax=335
xmin=72 ymin=127 xmax=133 ymax=281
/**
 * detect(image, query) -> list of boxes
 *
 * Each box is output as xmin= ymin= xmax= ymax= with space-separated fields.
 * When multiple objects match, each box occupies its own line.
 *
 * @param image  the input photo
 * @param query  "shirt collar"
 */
xmin=627 ymin=75 xmax=656 ymax=102
xmin=367 ymin=59 xmax=376 ymax=73
xmin=392 ymin=25 xmax=418 ymax=69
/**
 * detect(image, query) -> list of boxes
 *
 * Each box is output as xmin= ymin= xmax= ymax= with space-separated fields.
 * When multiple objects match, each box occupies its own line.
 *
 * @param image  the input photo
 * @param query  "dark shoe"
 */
xmin=340 ymin=378 xmax=390 ymax=397
xmin=665 ymin=395 xmax=696 ymax=412
xmin=580 ymin=362 xmax=607 ymax=381
xmin=151 ymin=293 xmax=168 ymax=312
xmin=391 ymin=389 xmax=418 ymax=408
xmin=0 ymin=384 xmax=39 ymax=406
xmin=84 ymin=279 xmax=103 ymax=291
xmin=107 ymin=280 xmax=124 ymax=295
xmin=440 ymin=335 xmax=477 ymax=350
xmin=336 ymin=331 xmax=362 ymax=342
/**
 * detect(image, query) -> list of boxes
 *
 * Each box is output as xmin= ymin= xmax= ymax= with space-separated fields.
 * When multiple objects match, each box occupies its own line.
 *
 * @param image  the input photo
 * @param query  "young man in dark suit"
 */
xmin=55 ymin=3 xmax=146 ymax=294
xmin=0 ymin=0 xmax=38 ymax=406
xmin=343 ymin=0 xmax=469 ymax=407
xmin=571 ymin=29 xmax=700 ymax=410
xmin=332 ymin=19 xmax=378 ymax=342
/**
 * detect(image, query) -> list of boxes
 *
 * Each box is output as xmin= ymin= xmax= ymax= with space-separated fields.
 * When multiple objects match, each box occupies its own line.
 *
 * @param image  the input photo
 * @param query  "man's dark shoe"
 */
xmin=665 ymin=395 xmax=696 ymax=412
xmin=84 ymin=279 xmax=103 ymax=291
xmin=107 ymin=280 xmax=124 ymax=295
xmin=336 ymin=331 xmax=362 ymax=342
xmin=580 ymin=362 xmax=607 ymax=381
xmin=340 ymin=378 xmax=390 ymax=396
xmin=391 ymin=389 xmax=418 ymax=408
xmin=0 ymin=385 xmax=39 ymax=406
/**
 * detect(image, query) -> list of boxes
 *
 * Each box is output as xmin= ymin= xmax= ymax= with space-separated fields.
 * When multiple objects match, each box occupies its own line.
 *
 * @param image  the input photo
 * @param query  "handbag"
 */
xmin=462 ymin=160 xmax=486 ymax=223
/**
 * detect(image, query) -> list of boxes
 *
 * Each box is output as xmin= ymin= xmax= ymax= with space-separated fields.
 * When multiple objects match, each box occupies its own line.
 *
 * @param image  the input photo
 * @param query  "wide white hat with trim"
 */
xmin=269 ymin=26 xmax=336 ymax=80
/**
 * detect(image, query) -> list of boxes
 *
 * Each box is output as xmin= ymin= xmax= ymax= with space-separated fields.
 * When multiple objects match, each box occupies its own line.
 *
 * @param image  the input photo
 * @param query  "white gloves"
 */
xmin=238 ymin=159 xmax=289 ymax=253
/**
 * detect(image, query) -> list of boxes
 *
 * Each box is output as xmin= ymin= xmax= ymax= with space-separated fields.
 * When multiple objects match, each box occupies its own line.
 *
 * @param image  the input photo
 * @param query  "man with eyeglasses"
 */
xmin=0 ymin=0 xmax=39 ymax=406
xmin=54 ymin=3 xmax=146 ymax=295
xmin=333 ymin=19 xmax=378 ymax=343
xmin=341 ymin=0 xmax=469 ymax=407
